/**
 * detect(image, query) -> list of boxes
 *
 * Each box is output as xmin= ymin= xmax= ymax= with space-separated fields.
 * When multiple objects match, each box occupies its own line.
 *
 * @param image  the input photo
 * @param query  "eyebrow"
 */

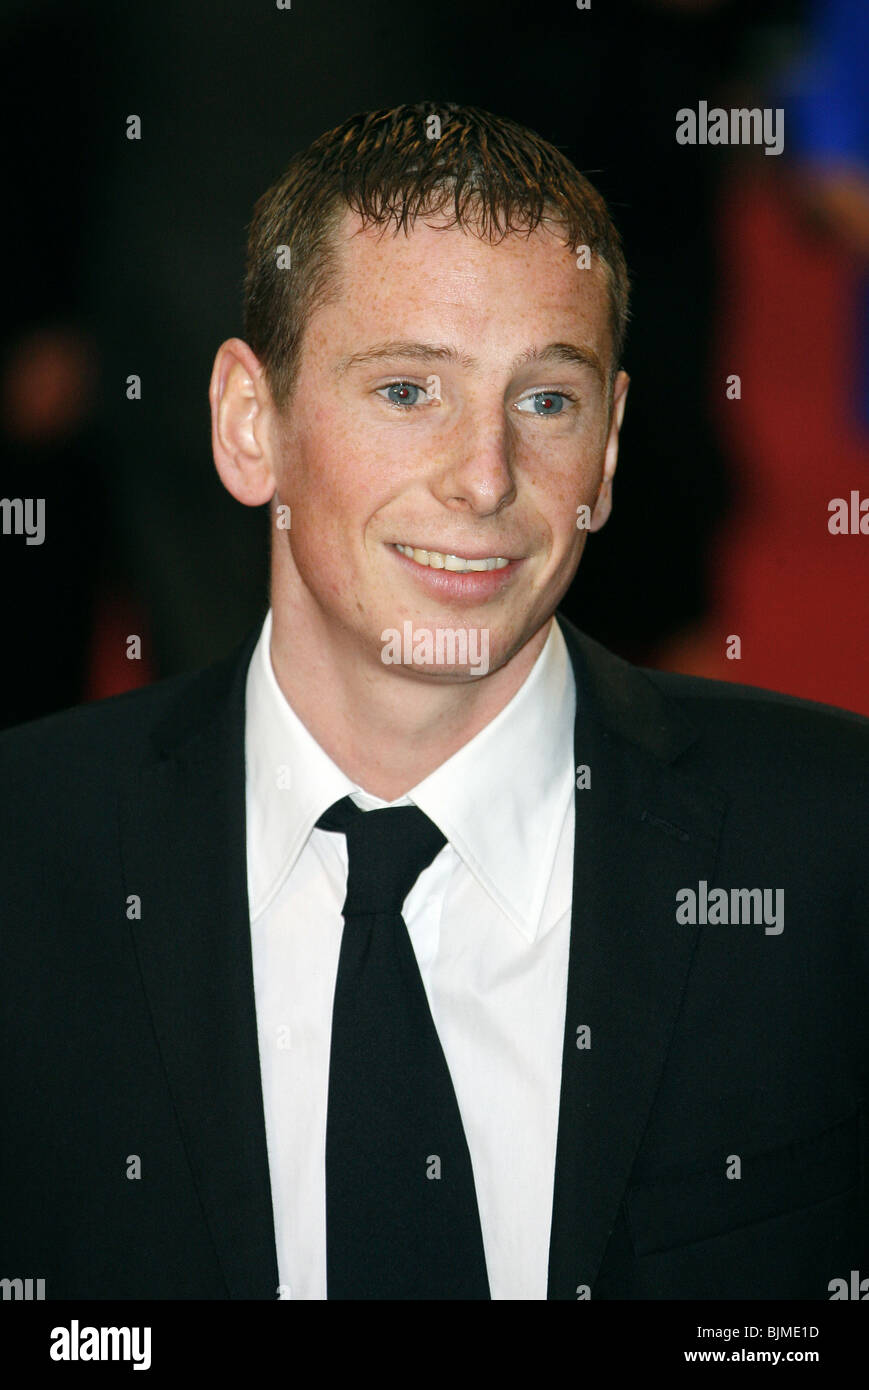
xmin=514 ymin=341 xmax=605 ymax=385
xmin=335 ymin=339 xmax=605 ymax=385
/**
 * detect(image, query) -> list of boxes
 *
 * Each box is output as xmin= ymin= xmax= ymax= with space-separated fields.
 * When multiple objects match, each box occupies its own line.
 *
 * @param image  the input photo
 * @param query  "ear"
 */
xmin=589 ymin=369 xmax=629 ymax=532
xmin=209 ymin=337 xmax=278 ymax=506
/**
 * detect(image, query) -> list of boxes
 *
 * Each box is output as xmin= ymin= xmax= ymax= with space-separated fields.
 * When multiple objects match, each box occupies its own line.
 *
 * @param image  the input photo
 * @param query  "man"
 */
xmin=1 ymin=103 xmax=867 ymax=1301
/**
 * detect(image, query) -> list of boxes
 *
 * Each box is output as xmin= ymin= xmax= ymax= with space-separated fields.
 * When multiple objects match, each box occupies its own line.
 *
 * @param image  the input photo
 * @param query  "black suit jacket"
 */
xmin=2 ymin=613 xmax=867 ymax=1299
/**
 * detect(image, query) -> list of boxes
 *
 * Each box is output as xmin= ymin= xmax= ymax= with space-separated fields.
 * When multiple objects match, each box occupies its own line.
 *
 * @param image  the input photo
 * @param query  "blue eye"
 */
xmin=517 ymin=391 xmax=567 ymax=415
xmin=380 ymin=381 xmax=426 ymax=408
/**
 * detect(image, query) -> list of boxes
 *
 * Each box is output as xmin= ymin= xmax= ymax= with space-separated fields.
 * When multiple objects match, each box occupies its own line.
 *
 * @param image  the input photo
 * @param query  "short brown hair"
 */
xmin=244 ymin=102 xmax=630 ymax=410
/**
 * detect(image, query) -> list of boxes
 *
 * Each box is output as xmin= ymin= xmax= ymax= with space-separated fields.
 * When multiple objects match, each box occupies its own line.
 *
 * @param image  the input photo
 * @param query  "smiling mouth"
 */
xmin=393 ymin=543 xmax=511 ymax=573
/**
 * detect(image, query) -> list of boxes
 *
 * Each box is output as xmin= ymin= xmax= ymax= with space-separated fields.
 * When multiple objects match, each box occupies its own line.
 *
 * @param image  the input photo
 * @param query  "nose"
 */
xmin=430 ymin=404 xmax=517 ymax=517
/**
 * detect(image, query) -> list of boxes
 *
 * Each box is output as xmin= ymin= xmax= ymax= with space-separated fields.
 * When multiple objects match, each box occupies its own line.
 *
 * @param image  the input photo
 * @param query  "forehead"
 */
xmin=312 ymin=207 xmax=613 ymax=365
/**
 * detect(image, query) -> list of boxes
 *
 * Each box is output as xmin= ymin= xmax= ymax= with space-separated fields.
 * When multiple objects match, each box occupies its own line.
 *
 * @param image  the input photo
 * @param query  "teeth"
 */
xmin=395 ymin=543 xmax=510 ymax=572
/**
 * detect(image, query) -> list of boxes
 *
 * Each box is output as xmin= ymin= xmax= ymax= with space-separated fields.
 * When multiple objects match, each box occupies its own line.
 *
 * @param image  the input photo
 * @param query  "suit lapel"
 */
xmin=119 ymin=624 xmax=279 ymax=1299
xmin=548 ymin=617 xmax=727 ymax=1298
xmin=116 ymin=608 xmax=727 ymax=1300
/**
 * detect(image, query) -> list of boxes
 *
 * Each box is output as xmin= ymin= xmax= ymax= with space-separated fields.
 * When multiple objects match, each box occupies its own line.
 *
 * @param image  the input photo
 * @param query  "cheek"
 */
xmin=277 ymin=430 xmax=391 ymax=589
xmin=292 ymin=397 xmax=408 ymax=500
xmin=281 ymin=421 xmax=363 ymax=522
xmin=526 ymin=446 xmax=601 ymax=538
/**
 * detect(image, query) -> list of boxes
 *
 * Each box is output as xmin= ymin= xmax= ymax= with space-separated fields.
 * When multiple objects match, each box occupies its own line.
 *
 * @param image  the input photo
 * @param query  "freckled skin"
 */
xmin=272 ymin=213 xmax=627 ymax=674
xmin=211 ymin=209 xmax=629 ymax=795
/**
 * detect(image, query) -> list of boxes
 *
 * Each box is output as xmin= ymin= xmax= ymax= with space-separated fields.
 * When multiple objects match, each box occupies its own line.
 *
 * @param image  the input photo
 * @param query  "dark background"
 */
xmin=2 ymin=0 xmax=867 ymax=725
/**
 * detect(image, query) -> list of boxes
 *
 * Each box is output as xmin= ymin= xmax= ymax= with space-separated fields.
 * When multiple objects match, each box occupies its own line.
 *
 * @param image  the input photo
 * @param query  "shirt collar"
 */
xmin=245 ymin=609 xmax=576 ymax=940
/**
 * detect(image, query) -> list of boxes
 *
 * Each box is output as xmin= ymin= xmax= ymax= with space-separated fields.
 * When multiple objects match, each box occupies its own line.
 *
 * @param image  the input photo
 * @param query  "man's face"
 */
xmin=269 ymin=209 xmax=627 ymax=681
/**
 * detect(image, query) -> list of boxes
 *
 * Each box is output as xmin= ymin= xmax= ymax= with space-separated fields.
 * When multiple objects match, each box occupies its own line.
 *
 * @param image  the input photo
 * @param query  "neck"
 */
xmin=268 ymin=595 xmax=551 ymax=802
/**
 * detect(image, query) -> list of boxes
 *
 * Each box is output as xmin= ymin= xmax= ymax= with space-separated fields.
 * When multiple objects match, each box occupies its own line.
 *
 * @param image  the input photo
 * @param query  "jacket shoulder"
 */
xmin=637 ymin=666 xmax=869 ymax=818
xmin=558 ymin=613 xmax=869 ymax=763
xmin=642 ymin=665 xmax=869 ymax=743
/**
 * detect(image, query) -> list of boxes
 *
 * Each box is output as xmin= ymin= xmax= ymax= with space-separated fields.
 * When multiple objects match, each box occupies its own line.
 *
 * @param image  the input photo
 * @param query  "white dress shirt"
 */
xmin=245 ymin=608 xmax=576 ymax=1300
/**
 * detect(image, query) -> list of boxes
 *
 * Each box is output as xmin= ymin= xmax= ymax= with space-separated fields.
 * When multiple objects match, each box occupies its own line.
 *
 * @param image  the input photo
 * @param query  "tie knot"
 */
xmin=316 ymin=795 xmax=447 ymax=917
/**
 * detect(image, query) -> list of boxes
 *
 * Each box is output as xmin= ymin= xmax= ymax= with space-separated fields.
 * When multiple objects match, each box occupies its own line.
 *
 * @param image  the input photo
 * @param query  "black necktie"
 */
xmin=317 ymin=795 xmax=490 ymax=1300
